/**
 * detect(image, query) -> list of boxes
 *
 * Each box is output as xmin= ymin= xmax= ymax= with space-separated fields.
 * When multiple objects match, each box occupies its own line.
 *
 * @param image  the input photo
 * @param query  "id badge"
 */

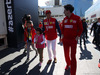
xmin=29 ymin=36 xmax=32 ymax=40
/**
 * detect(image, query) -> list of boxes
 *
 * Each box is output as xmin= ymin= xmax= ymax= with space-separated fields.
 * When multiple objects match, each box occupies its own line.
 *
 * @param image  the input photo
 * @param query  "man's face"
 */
xmin=46 ymin=13 xmax=51 ymax=18
xmin=98 ymin=19 xmax=100 ymax=22
xmin=83 ymin=20 xmax=86 ymax=22
xmin=64 ymin=9 xmax=69 ymax=16
xmin=27 ymin=23 xmax=31 ymax=28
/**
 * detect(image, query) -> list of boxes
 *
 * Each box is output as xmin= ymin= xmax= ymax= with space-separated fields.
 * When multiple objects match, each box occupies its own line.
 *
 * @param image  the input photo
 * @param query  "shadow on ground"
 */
xmin=0 ymin=46 xmax=24 ymax=59
xmin=40 ymin=61 xmax=55 ymax=75
xmin=0 ymin=48 xmax=37 ymax=75
xmin=79 ymin=45 xmax=93 ymax=60
xmin=0 ymin=52 xmax=26 ymax=75
xmin=85 ymin=40 xmax=91 ymax=44
xmin=8 ymin=54 xmax=37 ymax=75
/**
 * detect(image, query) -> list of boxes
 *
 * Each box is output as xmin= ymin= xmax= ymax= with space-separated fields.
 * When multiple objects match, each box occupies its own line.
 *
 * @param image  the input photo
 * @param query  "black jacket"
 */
xmin=82 ymin=22 xmax=87 ymax=33
xmin=90 ymin=22 xmax=98 ymax=34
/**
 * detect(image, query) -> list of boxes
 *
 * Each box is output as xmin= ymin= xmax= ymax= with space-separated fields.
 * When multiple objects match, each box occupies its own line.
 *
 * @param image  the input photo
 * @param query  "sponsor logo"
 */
xmin=64 ymin=25 xmax=73 ymax=28
xmin=73 ymin=20 xmax=76 ymax=23
xmin=50 ymin=22 xmax=52 ymax=24
xmin=46 ymin=26 xmax=53 ymax=31
xmin=48 ymin=26 xmax=53 ymax=29
xmin=44 ymin=22 xmax=48 ymax=25
xmin=64 ymin=19 xmax=68 ymax=23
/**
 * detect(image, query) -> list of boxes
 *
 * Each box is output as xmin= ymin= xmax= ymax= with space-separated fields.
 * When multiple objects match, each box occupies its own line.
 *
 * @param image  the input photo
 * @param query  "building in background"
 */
xmin=0 ymin=0 xmax=7 ymax=50
xmin=45 ymin=0 xmax=62 ymax=6
xmin=39 ymin=0 xmax=64 ymax=22
xmin=85 ymin=0 xmax=100 ymax=24
xmin=62 ymin=0 xmax=93 ymax=17
xmin=44 ymin=0 xmax=93 ymax=17
xmin=93 ymin=0 xmax=98 ymax=4
xmin=38 ymin=6 xmax=64 ymax=23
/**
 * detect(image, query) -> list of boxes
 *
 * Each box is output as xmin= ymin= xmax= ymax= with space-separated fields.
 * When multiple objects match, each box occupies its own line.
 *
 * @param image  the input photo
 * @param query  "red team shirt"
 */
xmin=43 ymin=17 xmax=57 ymax=40
xmin=61 ymin=13 xmax=83 ymax=42
xmin=24 ymin=26 xmax=36 ymax=43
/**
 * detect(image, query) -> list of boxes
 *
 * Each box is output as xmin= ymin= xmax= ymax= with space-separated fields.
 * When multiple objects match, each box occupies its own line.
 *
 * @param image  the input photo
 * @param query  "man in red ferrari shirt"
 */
xmin=61 ymin=4 xmax=83 ymax=75
xmin=43 ymin=10 xmax=61 ymax=64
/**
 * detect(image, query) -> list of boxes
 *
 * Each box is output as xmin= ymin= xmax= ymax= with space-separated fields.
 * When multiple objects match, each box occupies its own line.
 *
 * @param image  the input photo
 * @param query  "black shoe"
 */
xmin=47 ymin=60 xmax=52 ymax=64
xmin=54 ymin=58 xmax=57 ymax=63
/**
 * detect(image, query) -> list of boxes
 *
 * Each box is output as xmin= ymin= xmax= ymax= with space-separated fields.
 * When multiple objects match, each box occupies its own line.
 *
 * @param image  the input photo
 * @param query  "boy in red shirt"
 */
xmin=24 ymin=21 xmax=37 ymax=62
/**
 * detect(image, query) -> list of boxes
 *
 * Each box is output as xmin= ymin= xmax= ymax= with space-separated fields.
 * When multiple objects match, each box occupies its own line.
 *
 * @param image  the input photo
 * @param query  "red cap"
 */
xmin=46 ymin=10 xmax=51 ymax=14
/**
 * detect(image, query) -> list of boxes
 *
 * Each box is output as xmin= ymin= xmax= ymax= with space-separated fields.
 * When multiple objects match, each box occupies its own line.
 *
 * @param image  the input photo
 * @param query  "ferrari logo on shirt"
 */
xmin=70 ymin=19 xmax=73 ymax=23
xmin=73 ymin=20 xmax=76 ymax=23
xmin=50 ymin=22 xmax=52 ymax=24
xmin=48 ymin=26 xmax=53 ymax=29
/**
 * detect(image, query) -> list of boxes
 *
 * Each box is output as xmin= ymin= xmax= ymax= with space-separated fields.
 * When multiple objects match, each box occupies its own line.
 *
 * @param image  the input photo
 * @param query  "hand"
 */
xmin=25 ymin=43 xmax=27 ymax=48
xmin=31 ymin=42 xmax=34 ymax=45
xmin=25 ymin=41 xmax=27 ymax=44
xmin=76 ymin=36 xmax=79 ymax=41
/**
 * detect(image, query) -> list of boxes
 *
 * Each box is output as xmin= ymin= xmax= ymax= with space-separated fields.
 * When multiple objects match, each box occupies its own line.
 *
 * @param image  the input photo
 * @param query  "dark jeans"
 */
xmin=26 ymin=42 xmax=36 ymax=60
xmin=80 ymin=33 xmax=86 ymax=46
xmin=37 ymin=48 xmax=44 ymax=62
xmin=96 ymin=34 xmax=100 ymax=46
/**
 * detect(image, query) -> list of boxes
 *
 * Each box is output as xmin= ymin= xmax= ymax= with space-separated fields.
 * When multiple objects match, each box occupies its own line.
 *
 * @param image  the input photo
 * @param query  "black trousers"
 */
xmin=80 ymin=33 xmax=86 ymax=46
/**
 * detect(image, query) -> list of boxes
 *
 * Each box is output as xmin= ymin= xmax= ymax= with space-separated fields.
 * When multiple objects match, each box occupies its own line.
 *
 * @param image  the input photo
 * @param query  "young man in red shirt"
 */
xmin=43 ymin=10 xmax=61 ymax=64
xmin=61 ymin=4 xmax=83 ymax=75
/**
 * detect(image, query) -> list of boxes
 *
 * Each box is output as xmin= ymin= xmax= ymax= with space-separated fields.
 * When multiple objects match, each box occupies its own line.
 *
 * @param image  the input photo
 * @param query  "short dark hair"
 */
xmin=82 ymin=18 xmax=86 ymax=21
xmin=64 ymin=4 xmax=74 ymax=13
xmin=98 ymin=18 xmax=100 ymax=20
xmin=36 ymin=27 xmax=42 ymax=34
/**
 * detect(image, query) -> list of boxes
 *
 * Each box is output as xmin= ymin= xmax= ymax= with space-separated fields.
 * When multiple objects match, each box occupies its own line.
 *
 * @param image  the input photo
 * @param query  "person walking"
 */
xmin=96 ymin=18 xmax=100 ymax=49
xmin=90 ymin=20 xmax=98 ymax=44
xmin=90 ymin=18 xmax=100 ymax=48
xmin=61 ymin=4 xmax=83 ymax=75
xmin=43 ymin=10 xmax=61 ymax=64
xmin=24 ymin=21 xmax=37 ymax=62
xmin=39 ymin=22 xmax=43 ymax=29
xmin=22 ymin=14 xmax=34 ymax=52
xmin=34 ymin=28 xmax=45 ymax=67
xmin=80 ymin=18 xmax=87 ymax=47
